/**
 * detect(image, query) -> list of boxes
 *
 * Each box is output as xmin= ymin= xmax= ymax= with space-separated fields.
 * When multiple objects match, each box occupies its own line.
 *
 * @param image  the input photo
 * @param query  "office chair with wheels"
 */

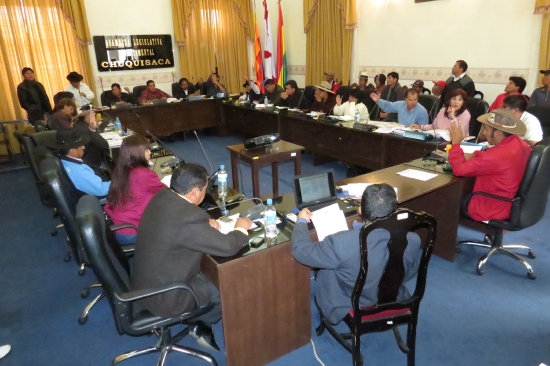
xmin=316 ymin=208 xmax=437 ymax=366
xmin=100 ymin=90 xmax=112 ymax=106
xmin=76 ymin=194 xmax=218 ymax=366
xmin=474 ymin=90 xmax=484 ymax=99
xmin=417 ymin=95 xmax=439 ymax=123
xmin=457 ymin=138 xmax=550 ymax=279
xmin=466 ymin=98 xmax=489 ymax=137
xmin=526 ymin=105 xmax=550 ymax=137
xmin=133 ymin=85 xmax=147 ymax=103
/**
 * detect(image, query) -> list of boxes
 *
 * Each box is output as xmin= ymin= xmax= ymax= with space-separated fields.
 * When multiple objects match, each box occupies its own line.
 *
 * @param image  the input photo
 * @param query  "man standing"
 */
xmin=379 ymin=72 xmax=405 ymax=121
xmin=489 ymin=76 xmax=526 ymax=111
xmin=276 ymin=80 xmax=307 ymax=109
xmin=65 ymin=71 xmax=95 ymax=108
xmin=324 ymin=71 xmax=340 ymax=92
xmin=264 ymin=79 xmax=284 ymax=104
xmin=291 ymin=184 xmax=421 ymax=325
xmin=448 ymin=109 xmax=531 ymax=221
xmin=503 ymin=95 xmax=543 ymax=147
xmin=131 ymin=163 xmax=252 ymax=349
xmin=17 ymin=67 xmax=52 ymax=127
xmin=442 ymin=60 xmax=476 ymax=100
xmin=371 ymin=89 xmax=428 ymax=126
xmin=138 ymin=80 xmax=171 ymax=104
xmin=528 ymin=68 xmax=550 ymax=108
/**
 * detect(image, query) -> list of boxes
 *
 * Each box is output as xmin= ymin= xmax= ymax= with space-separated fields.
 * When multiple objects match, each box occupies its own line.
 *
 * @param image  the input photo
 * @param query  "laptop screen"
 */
xmin=294 ymin=171 xmax=337 ymax=209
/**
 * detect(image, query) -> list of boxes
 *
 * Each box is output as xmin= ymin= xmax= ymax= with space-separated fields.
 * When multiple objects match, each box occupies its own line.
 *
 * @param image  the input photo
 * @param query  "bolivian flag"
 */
xmin=276 ymin=0 xmax=287 ymax=88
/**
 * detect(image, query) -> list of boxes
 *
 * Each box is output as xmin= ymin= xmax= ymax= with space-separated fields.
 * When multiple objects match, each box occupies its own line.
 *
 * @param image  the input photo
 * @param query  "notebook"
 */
xmin=293 ymin=171 xmax=338 ymax=211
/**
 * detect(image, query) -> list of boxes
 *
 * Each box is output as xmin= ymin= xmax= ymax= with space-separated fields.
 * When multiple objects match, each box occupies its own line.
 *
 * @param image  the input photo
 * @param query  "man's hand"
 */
xmin=448 ymin=106 xmax=456 ymax=119
xmin=79 ymin=92 xmax=86 ymax=97
xmin=314 ymin=90 xmax=322 ymax=102
xmin=235 ymin=217 xmax=253 ymax=230
xmin=88 ymin=111 xmax=97 ymax=130
xmin=409 ymin=124 xmax=421 ymax=130
xmin=379 ymin=112 xmax=389 ymax=119
xmin=209 ymin=219 xmax=221 ymax=231
xmin=464 ymin=153 xmax=475 ymax=161
xmin=124 ymin=87 xmax=131 ymax=93
xmin=280 ymin=91 xmax=288 ymax=100
xmin=370 ymin=92 xmax=380 ymax=102
xmin=243 ymin=75 xmax=251 ymax=82
xmin=297 ymin=208 xmax=313 ymax=222
xmin=449 ymin=121 xmax=465 ymax=144
xmin=336 ymin=94 xmax=342 ymax=106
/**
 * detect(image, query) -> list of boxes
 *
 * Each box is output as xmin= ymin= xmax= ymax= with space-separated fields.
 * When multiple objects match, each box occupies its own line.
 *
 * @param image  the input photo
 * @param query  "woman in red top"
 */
xmin=105 ymin=135 xmax=164 ymax=244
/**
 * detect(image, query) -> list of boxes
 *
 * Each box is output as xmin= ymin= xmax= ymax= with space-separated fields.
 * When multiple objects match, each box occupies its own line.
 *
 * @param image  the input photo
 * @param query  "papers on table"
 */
xmin=100 ymin=132 xmax=123 ymax=148
xmin=254 ymin=103 xmax=273 ymax=109
xmin=310 ymin=203 xmax=349 ymax=241
xmin=166 ymin=98 xmax=180 ymax=103
xmin=335 ymin=115 xmax=354 ymax=121
xmin=460 ymin=143 xmax=484 ymax=154
xmin=306 ymin=111 xmax=325 ymax=117
xmin=339 ymin=183 xmax=398 ymax=198
xmin=216 ymin=213 xmax=259 ymax=234
xmin=397 ymin=168 xmax=438 ymax=181
xmin=424 ymin=129 xmax=451 ymax=142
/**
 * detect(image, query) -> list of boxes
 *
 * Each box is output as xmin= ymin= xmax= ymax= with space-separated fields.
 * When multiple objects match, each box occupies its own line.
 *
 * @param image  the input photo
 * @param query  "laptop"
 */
xmin=293 ymin=171 xmax=338 ymax=211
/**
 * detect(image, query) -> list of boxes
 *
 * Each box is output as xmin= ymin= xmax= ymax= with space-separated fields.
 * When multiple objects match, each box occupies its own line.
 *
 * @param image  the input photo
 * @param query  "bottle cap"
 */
xmin=266 ymin=198 xmax=273 ymax=205
xmin=220 ymin=164 xmax=225 ymax=170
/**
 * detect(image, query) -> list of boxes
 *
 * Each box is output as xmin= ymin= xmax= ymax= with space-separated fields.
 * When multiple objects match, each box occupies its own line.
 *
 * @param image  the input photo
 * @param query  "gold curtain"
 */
xmin=535 ymin=0 xmax=550 ymax=14
xmin=303 ymin=0 xmax=356 ymax=86
xmin=172 ymin=0 xmax=254 ymax=94
xmin=0 ymin=0 xmax=94 ymax=121
xmin=537 ymin=1 xmax=550 ymax=87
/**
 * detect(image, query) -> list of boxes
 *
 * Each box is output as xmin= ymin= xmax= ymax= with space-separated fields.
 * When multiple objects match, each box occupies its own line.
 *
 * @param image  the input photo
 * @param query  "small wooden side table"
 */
xmin=226 ymin=140 xmax=305 ymax=197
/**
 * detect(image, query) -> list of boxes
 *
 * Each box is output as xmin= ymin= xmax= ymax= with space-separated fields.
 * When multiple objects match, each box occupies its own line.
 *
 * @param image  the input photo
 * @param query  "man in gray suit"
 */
xmin=131 ymin=163 xmax=252 ymax=349
xmin=291 ymin=184 xmax=421 ymax=324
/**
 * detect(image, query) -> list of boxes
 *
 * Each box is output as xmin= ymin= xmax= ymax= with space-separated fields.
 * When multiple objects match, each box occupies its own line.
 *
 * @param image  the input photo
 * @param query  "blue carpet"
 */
xmin=1 ymin=134 xmax=549 ymax=365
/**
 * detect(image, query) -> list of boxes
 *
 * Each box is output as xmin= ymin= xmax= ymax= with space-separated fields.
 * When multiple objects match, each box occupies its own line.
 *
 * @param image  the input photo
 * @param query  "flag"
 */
xmin=263 ymin=0 xmax=276 ymax=80
xmin=275 ymin=0 xmax=287 ymax=88
xmin=253 ymin=11 xmax=265 ymax=93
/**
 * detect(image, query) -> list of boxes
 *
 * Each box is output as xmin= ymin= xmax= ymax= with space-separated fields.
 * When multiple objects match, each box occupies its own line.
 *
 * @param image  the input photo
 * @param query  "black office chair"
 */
xmin=316 ymin=208 xmax=437 ymax=366
xmin=457 ymin=138 xmax=550 ymax=279
xmin=75 ymin=194 xmax=218 ymax=366
xmin=100 ymin=90 xmax=112 ymax=106
xmin=526 ymin=105 xmax=550 ymax=138
xmin=466 ymin=98 xmax=489 ymax=137
xmin=417 ymin=95 xmax=440 ymax=124
xmin=133 ymin=85 xmax=147 ymax=103
xmin=473 ymin=90 xmax=484 ymax=99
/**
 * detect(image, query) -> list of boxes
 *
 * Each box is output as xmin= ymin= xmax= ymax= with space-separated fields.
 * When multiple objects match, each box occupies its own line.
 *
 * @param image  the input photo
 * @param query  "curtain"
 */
xmin=303 ymin=0 xmax=356 ymax=86
xmin=535 ymin=0 xmax=550 ymax=14
xmin=0 ymin=0 xmax=94 ymax=121
xmin=172 ymin=0 xmax=254 ymax=94
xmin=537 ymin=2 xmax=550 ymax=86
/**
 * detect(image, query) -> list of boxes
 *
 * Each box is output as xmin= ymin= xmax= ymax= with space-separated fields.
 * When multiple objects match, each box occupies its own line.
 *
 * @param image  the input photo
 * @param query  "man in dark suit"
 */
xmin=131 ymin=163 xmax=252 ymax=349
xmin=291 ymin=184 xmax=421 ymax=324
xmin=17 ymin=67 xmax=52 ymax=128
xmin=173 ymin=77 xmax=197 ymax=99
xmin=442 ymin=59 xmax=476 ymax=101
xmin=72 ymin=110 xmax=110 ymax=168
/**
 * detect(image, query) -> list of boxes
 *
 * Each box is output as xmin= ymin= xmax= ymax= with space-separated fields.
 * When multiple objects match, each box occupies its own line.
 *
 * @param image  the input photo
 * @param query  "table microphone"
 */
xmin=193 ymin=130 xmax=214 ymax=174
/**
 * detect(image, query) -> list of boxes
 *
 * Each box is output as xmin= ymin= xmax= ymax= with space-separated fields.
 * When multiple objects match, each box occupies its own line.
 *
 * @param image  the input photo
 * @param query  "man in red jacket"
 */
xmin=448 ymin=109 xmax=531 ymax=221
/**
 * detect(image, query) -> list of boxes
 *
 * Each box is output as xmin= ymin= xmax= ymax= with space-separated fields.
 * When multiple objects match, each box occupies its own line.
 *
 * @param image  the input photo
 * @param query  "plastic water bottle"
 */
xmin=264 ymin=198 xmax=278 ymax=246
xmin=115 ymin=117 xmax=122 ymax=136
xmin=354 ymin=107 xmax=360 ymax=122
xmin=264 ymin=95 xmax=269 ymax=105
xmin=218 ymin=165 xmax=229 ymax=216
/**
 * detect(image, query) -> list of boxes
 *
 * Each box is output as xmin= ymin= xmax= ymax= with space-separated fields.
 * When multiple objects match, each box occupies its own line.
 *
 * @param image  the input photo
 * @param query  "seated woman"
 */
xmin=333 ymin=88 xmax=369 ymax=121
xmin=104 ymin=135 xmax=164 ymax=245
xmin=48 ymin=98 xmax=77 ymax=130
xmin=410 ymin=88 xmax=471 ymax=136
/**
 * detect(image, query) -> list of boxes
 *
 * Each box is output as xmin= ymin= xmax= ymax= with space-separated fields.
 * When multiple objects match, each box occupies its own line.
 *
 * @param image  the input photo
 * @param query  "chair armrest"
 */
xmin=114 ymin=282 xmax=200 ymax=308
xmin=469 ymin=191 xmax=516 ymax=203
xmin=121 ymin=245 xmax=135 ymax=256
xmin=110 ymin=223 xmax=138 ymax=231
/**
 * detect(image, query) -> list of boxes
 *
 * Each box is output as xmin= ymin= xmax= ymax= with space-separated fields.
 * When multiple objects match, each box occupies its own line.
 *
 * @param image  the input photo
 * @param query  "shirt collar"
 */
xmin=452 ymin=72 xmax=466 ymax=82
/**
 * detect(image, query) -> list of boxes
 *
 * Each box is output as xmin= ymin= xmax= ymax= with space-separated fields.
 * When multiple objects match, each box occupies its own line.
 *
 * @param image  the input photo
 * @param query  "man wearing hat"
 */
xmin=410 ymin=80 xmax=426 ymax=95
xmin=65 ymin=71 xmax=95 ymax=108
xmin=357 ymin=72 xmax=372 ymax=93
xmin=324 ymin=71 xmax=340 ymax=93
xmin=311 ymin=81 xmax=337 ymax=114
xmin=238 ymin=76 xmax=262 ymax=103
xmin=432 ymin=81 xmax=445 ymax=98
xmin=55 ymin=129 xmax=111 ymax=197
xmin=528 ymin=69 xmax=550 ymax=108
xmin=448 ymin=109 xmax=531 ymax=221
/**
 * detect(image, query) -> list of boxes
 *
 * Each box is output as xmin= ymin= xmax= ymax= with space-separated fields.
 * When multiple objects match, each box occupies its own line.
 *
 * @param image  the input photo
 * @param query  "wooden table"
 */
xmin=226 ymin=140 xmax=305 ymax=198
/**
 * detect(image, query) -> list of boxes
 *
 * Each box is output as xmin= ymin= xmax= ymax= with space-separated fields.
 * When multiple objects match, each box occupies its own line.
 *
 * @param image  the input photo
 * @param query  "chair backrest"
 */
xmin=171 ymin=82 xmax=183 ymax=98
xmin=466 ymin=98 xmax=489 ymax=137
xmin=40 ymin=156 xmax=87 ymax=264
xmin=353 ymin=208 xmax=437 ymax=316
xmin=526 ymin=105 xmax=550 ymax=138
xmin=474 ymin=90 xmax=484 ymax=100
xmin=418 ymin=94 xmax=439 ymax=123
xmin=132 ymin=85 xmax=147 ymax=101
xmin=100 ymin=90 xmax=112 ymax=106
xmin=508 ymin=138 xmax=550 ymax=229
xmin=76 ymin=195 xmax=132 ymax=334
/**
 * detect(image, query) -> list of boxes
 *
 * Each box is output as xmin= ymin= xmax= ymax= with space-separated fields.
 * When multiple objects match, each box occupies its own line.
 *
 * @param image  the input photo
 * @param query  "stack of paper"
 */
xmin=339 ymin=183 xmax=398 ymax=198
xmin=311 ymin=203 xmax=349 ymax=241
xmin=397 ymin=169 xmax=438 ymax=181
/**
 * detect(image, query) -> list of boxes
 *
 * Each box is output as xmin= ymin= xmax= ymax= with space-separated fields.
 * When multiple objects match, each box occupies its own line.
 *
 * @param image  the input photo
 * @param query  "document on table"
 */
xmin=216 ymin=213 xmax=259 ymax=234
xmin=311 ymin=203 xmax=349 ymax=241
xmin=397 ymin=168 xmax=438 ymax=181
xmin=100 ymin=132 xmax=123 ymax=148
xmin=339 ymin=183 xmax=398 ymax=198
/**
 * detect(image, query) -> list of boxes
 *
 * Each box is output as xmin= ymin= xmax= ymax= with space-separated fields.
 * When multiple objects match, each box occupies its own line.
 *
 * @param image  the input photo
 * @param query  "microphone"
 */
xmin=295 ymin=90 xmax=304 ymax=109
xmin=193 ymin=130 xmax=214 ymax=174
xmin=204 ymin=196 xmax=263 ymax=211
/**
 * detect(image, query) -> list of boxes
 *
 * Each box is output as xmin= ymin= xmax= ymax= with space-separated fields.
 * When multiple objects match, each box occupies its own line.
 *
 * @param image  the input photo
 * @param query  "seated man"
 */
xmin=528 ymin=68 xmax=550 ymax=108
xmin=448 ymin=109 xmax=531 ymax=221
xmin=138 ymin=80 xmax=171 ymax=104
xmin=173 ymin=77 xmax=197 ymax=99
xmin=49 ymin=98 xmax=77 ymax=130
xmin=203 ymin=72 xmax=227 ymax=97
xmin=131 ymin=163 xmax=252 ymax=348
xmin=264 ymin=78 xmax=284 ymax=104
xmin=324 ymin=71 xmax=340 ymax=93
xmin=291 ymin=184 xmax=421 ymax=325
xmin=276 ymin=80 xmax=308 ymax=109
xmin=310 ymin=81 xmax=337 ymax=114
xmin=370 ymin=89 xmax=428 ymax=126
xmin=489 ymin=76 xmax=526 ymax=111
xmin=55 ymin=129 xmax=111 ymax=197
xmin=503 ymin=95 xmax=543 ymax=147
xmin=72 ymin=110 xmax=110 ymax=168
xmin=103 ymin=83 xmax=135 ymax=106
xmin=238 ymin=76 xmax=262 ymax=103
xmin=333 ymin=88 xmax=369 ymax=120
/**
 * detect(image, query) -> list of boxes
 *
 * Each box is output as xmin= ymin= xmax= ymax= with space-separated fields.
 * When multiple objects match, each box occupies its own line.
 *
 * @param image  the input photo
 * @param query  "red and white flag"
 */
xmin=263 ymin=0 xmax=276 ymax=80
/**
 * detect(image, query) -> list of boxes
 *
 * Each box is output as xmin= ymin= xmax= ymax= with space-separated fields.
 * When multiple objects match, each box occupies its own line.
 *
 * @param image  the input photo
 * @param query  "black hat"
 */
xmin=349 ymin=88 xmax=361 ymax=100
xmin=51 ymin=129 xmax=90 ymax=151
xmin=66 ymin=71 xmax=83 ymax=82
xmin=540 ymin=69 xmax=550 ymax=75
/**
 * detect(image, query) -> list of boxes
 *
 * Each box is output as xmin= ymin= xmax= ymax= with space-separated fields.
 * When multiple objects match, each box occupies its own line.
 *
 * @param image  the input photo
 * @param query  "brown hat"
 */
xmin=411 ymin=80 xmax=424 ymax=88
xmin=477 ymin=109 xmax=526 ymax=136
xmin=323 ymin=71 xmax=335 ymax=77
xmin=359 ymin=72 xmax=368 ymax=80
xmin=315 ymin=81 xmax=335 ymax=94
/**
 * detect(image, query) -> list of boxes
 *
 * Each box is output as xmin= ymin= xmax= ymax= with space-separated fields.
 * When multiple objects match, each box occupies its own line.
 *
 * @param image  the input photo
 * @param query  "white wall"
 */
xmin=84 ymin=0 xmax=178 ymax=99
xmin=352 ymin=0 xmax=542 ymax=103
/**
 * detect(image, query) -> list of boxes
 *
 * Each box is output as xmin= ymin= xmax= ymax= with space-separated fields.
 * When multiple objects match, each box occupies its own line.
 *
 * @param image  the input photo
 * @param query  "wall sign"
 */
xmin=93 ymin=34 xmax=174 ymax=72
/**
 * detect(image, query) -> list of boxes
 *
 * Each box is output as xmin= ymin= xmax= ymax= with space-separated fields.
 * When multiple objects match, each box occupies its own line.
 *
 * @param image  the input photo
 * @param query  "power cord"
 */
xmin=310 ymin=338 xmax=327 ymax=366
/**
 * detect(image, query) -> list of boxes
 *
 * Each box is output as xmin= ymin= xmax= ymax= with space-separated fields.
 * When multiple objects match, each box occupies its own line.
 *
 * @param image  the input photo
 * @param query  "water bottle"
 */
xmin=115 ymin=117 xmax=122 ymax=136
xmin=264 ymin=198 xmax=278 ymax=246
xmin=354 ymin=107 xmax=360 ymax=122
xmin=217 ymin=165 xmax=229 ymax=216
xmin=264 ymin=95 xmax=269 ymax=105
